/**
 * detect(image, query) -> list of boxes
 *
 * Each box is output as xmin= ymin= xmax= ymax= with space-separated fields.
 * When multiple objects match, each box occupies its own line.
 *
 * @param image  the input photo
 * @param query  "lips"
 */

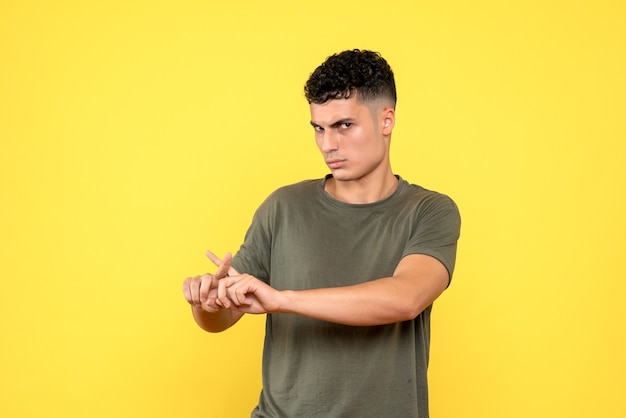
xmin=326 ymin=158 xmax=345 ymax=169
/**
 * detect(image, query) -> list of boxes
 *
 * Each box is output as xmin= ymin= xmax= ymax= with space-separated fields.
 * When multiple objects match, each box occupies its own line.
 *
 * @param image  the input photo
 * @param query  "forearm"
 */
xmin=278 ymin=275 xmax=444 ymax=326
xmin=191 ymin=306 xmax=244 ymax=333
xmin=218 ymin=254 xmax=450 ymax=326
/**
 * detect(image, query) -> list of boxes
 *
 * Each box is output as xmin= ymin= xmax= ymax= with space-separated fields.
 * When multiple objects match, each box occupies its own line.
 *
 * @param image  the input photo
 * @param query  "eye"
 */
xmin=341 ymin=122 xmax=352 ymax=129
xmin=313 ymin=125 xmax=324 ymax=132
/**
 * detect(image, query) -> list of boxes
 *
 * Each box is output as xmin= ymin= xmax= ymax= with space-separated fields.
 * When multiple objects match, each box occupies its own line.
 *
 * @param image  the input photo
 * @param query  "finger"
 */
xmin=224 ymin=282 xmax=243 ymax=308
xmin=226 ymin=280 xmax=243 ymax=306
xmin=206 ymin=250 xmax=241 ymax=276
xmin=226 ymin=278 xmax=253 ymax=307
xmin=217 ymin=276 xmax=232 ymax=309
xmin=214 ymin=252 xmax=232 ymax=280
xmin=201 ymin=295 xmax=221 ymax=313
xmin=182 ymin=277 xmax=193 ymax=304
xmin=189 ymin=276 xmax=202 ymax=306
xmin=205 ymin=249 xmax=222 ymax=267
xmin=199 ymin=273 xmax=213 ymax=302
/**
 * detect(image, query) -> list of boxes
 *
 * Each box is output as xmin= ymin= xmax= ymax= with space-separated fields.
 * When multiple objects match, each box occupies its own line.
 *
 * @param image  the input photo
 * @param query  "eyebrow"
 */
xmin=310 ymin=118 xmax=355 ymax=129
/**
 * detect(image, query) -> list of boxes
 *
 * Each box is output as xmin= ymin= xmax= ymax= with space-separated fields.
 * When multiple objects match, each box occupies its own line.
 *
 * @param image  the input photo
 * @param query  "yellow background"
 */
xmin=1 ymin=1 xmax=625 ymax=417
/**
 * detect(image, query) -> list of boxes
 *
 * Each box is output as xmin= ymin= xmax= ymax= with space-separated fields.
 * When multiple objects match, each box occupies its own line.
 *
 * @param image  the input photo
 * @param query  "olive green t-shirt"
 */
xmin=232 ymin=175 xmax=461 ymax=418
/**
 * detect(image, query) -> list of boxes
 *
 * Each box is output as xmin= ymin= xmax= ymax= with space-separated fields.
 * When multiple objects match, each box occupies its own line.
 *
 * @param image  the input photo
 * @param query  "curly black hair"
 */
xmin=304 ymin=49 xmax=396 ymax=107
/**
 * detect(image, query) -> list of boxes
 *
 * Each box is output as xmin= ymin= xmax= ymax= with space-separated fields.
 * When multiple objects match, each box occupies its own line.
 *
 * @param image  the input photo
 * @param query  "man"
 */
xmin=182 ymin=49 xmax=461 ymax=417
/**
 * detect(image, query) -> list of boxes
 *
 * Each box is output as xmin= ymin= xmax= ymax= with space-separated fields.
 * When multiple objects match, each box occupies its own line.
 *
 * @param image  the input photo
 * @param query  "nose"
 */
xmin=320 ymin=130 xmax=339 ymax=153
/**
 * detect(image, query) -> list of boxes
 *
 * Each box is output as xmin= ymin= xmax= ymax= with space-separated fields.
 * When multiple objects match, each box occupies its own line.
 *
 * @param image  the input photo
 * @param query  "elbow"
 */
xmin=395 ymin=299 xmax=431 ymax=322
xmin=398 ymin=306 xmax=424 ymax=322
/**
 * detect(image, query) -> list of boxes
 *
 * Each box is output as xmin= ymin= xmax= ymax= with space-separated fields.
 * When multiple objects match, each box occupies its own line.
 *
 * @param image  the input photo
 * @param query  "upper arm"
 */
xmin=393 ymin=253 xmax=450 ymax=317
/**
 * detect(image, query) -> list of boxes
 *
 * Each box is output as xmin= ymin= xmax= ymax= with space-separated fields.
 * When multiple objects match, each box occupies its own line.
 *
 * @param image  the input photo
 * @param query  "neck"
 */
xmin=325 ymin=171 xmax=399 ymax=204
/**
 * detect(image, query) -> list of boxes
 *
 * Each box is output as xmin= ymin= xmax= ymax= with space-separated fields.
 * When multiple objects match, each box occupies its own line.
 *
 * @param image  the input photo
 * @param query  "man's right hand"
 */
xmin=182 ymin=252 xmax=234 ymax=313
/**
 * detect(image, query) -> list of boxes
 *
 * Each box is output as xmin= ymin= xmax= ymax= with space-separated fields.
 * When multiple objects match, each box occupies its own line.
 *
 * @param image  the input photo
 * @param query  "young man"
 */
xmin=182 ymin=49 xmax=461 ymax=417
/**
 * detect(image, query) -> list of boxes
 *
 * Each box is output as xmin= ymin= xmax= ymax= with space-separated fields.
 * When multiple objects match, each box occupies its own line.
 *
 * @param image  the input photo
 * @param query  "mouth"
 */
xmin=325 ymin=158 xmax=346 ymax=169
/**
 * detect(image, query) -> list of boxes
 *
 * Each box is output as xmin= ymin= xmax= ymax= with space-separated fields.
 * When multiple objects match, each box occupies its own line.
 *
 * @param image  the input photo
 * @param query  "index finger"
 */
xmin=213 ymin=252 xmax=232 ymax=280
xmin=206 ymin=250 xmax=240 ymax=277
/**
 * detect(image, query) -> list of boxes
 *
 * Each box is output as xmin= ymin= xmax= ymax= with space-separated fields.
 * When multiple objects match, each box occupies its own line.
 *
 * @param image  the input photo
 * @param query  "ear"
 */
xmin=381 ymin=107 xmax=395 ymax=136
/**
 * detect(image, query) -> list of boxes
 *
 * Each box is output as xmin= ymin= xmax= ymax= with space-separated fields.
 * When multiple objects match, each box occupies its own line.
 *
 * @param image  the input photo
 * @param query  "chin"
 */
xmin=331 ymin=172 xmax=358 ymax=182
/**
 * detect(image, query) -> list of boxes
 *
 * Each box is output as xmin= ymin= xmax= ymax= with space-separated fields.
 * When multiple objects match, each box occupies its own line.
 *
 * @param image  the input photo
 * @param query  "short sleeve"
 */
xmin=231 ymin=197 xmax=275 ymax=283
xmin=402 ymin=194 xmax=461 ymax=281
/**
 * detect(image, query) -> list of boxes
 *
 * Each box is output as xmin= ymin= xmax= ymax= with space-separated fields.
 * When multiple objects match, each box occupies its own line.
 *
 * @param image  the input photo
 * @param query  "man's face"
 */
xmin=309 ymin=96 xmax=394 ymax=183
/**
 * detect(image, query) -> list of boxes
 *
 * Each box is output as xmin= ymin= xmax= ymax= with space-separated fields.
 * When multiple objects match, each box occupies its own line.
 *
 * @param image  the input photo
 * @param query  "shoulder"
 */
xmin=397 ymin=178 xmax=458 ymax=212
xmin=249 ymin=179 xmax=322 ymax=229
xmin=393 ymin=179 xmax=461 ymax=233
xmin=255 ymin=179 xmax=321 ymax=214
xmin=263 ymin=179 xmax=321 ymax=204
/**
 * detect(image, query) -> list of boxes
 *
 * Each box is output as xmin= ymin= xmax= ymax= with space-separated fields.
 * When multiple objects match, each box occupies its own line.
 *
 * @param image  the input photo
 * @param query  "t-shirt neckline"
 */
xmin=317 ymin=174 xmax=407 ymax=210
